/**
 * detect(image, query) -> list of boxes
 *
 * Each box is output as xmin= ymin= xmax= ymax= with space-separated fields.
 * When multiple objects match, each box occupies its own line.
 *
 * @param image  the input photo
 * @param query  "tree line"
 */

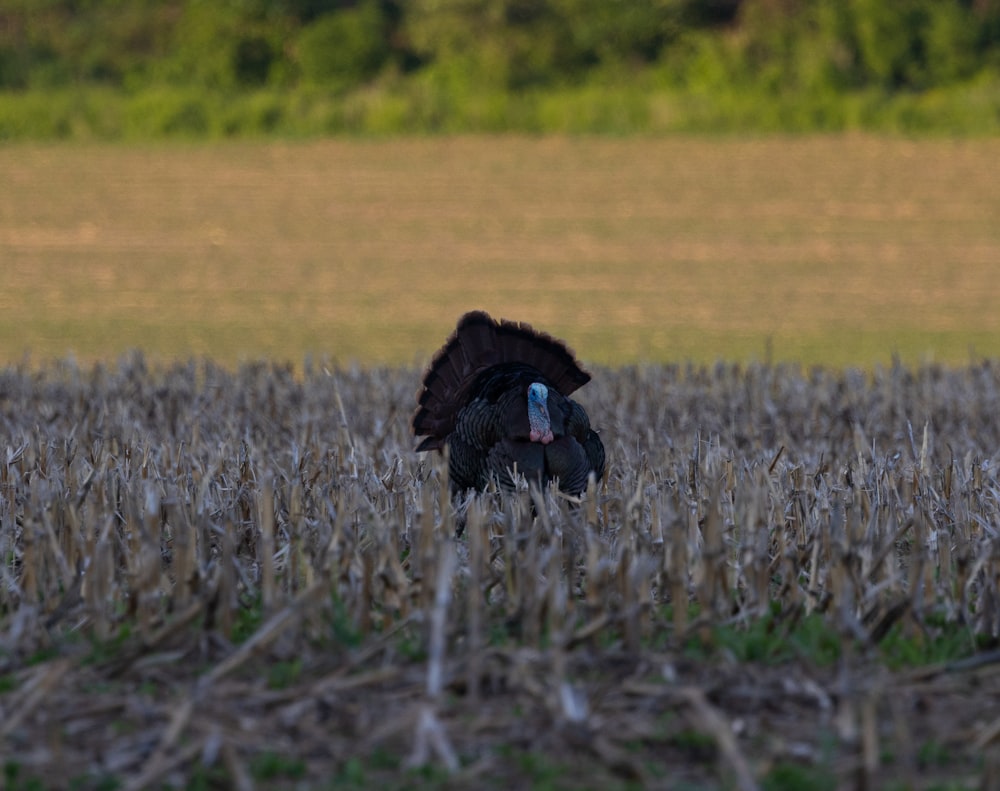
xmin=1 ymin=0 xmax=998 ymax=137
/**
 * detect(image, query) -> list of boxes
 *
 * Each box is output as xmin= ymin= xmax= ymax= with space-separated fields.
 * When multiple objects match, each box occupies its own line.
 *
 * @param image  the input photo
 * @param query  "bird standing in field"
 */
xmin=412 ymin=311 xmax=605 ymax=497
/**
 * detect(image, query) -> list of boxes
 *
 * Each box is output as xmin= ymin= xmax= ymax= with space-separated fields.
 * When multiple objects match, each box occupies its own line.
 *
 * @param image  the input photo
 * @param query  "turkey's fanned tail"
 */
xmin=412 ymin=310 xmax=591 ymax=450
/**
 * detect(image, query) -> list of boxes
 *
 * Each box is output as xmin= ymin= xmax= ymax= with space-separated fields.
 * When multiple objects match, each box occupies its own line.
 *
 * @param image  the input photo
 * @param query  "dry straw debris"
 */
xmin=2 ymin=354 xmax=1000 ymax=789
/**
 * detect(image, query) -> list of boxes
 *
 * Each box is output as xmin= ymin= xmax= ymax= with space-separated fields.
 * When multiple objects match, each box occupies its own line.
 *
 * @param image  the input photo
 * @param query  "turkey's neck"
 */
xmin=527 ymin=382 xmax=554 ymax=445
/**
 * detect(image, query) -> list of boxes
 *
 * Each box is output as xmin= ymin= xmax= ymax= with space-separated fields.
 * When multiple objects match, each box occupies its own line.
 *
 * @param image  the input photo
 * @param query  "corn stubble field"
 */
xmin=2 ymin=353 xmax=1000 ymax=790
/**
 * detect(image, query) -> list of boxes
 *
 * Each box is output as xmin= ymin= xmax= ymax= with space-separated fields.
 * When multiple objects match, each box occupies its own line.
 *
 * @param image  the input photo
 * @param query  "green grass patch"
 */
xmin=231 ymin=595 xmax=264 ymax=644
xmin=762 ymin=762 xmax=837 ymax=791
xmin=250 ymin=752 xmax=307 ymax=782
xmin=878 ymin=619 xmax=978 ymax=670
xmin=683 ymin=607 xmax=844 ymax=667
xmin=266 ymin=658 xmax=303 ymax=689
xmin=2 ymin=76 xmax=1000 ymax=141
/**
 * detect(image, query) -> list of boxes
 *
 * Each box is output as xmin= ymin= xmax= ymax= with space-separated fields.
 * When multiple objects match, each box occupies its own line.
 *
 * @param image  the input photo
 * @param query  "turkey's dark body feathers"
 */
xmin=413 ymin=312 xmax=605 ymax=497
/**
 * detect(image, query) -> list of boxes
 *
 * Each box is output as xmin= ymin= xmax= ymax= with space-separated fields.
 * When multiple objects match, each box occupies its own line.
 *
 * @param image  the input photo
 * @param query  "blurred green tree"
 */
xmin=296 ymin=1 xmax=388 ymax=85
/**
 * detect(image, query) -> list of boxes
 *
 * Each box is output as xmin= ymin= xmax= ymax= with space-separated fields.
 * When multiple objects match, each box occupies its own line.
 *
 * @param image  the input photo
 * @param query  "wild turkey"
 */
xmin=412 ymin=311 xmax=605 ymax=497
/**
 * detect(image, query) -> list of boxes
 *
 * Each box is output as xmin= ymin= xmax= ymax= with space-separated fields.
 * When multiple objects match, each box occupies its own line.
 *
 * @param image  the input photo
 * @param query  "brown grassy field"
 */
xmin=2 ymin=137 xmax=1000 ymax=367
xmin=2 ymin=353 xmax=1000 ymax=789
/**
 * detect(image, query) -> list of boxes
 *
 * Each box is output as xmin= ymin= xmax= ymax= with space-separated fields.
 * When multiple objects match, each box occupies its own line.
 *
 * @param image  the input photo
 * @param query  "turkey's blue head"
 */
xmin=527 ymin=382 xmax=555 ymax=445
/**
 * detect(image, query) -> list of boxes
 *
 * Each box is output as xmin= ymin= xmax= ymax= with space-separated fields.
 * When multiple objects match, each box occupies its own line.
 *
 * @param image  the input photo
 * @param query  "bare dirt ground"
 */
xmin=2 ymin=137 xmax=1000 ymax=366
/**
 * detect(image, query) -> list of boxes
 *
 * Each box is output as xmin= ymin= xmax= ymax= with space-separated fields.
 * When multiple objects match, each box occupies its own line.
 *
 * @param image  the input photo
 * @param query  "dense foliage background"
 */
xmin=2 ymin=0 xmax=1000 ymax=137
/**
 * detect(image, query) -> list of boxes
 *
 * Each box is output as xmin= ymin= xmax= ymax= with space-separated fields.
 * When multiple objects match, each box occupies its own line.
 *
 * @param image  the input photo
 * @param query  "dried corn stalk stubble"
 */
xmin=1 ymin=356 xmax=999 ymax=788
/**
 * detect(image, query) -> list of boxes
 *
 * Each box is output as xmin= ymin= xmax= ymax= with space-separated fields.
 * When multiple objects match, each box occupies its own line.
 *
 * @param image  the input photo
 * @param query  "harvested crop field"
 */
xmin=2 ymin=136 xmax=1000 ymax=367
xmin=2 ymin=355 xmax=1000 ymax=790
